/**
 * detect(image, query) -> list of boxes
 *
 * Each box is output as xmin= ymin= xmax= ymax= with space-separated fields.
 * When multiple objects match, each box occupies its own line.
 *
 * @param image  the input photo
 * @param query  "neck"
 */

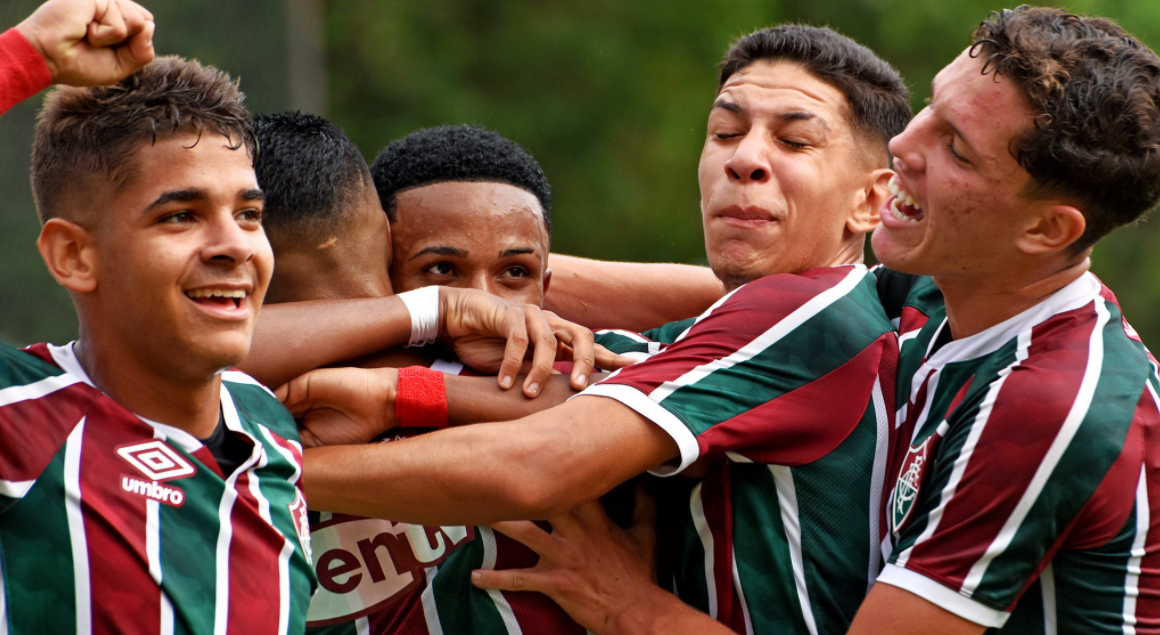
xmin=266 ymin=250 xmax=392 ymax=303
xmin=935 ymin=255 xmax=1090 ymax=339
xmin=74 ymin=332 xmax=223 ymax=439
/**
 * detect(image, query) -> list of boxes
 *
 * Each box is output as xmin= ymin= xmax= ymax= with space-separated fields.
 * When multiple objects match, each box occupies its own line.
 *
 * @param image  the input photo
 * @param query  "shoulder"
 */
xmin=221 ymin=370 xmax=300 ymax=441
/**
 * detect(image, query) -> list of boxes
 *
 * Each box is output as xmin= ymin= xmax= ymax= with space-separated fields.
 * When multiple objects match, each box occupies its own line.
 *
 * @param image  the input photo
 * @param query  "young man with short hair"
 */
xmin=283 ymin=24 xmax=911 ymax=634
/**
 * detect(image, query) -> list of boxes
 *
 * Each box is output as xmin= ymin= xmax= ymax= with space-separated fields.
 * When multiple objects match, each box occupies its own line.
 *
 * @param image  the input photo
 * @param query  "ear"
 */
xmin=542 ymin=267 xmax=552 ymax=296
xmin=847 ymin=168 xmax=893 ymax=235
xmin=37 ymin=218 xmax=99 ymax=293
xmin=1016 ymin=204 xmax=1086 ymax=255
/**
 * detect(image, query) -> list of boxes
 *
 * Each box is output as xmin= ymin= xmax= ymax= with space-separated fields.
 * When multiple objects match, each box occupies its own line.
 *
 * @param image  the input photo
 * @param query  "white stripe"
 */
xmin=731 ymin=547 xmax=754 ymax=635
xmin=961 ymin=300 xmax=1110 ymax=595
xmin=690 ymin=483 xmax=717 ymax=618
xmin=260 ymin=425 xmax=303 ymax=485
xmin=64 ymin=418 xmax=91 ymax=635
xmin=878 ymin=564 xmax=1009 ymax=628
xmin=1041 ymin=564 xmax=1057 ymax=635
xmin=0 ymin=372 xmax=82 ymax=408
xmin=0 ymin=480 xmax=33 ymax=499
xmin=895 ymin=330 xmax=1030 ymax=570
xmin=0 ymin=537 xmax=8 ymax=635
xmin=275 ymin=539 xmax=294 ymax=635
xmin=867 ymin=376 xmax=889 ymax=591
xmin=479 ymin=527 xmax=523 ymax=635
xmin=596 ymin=329 xmax=651 ymax=344
xmin=420 ymin=566 xmax=446 ymax=635
xmin=650 ymin=267 xmax=865 ymax=403
xmin=221 ymin=370 xmax=276 ymax=397
xmin=897 ymin=329 xmax=922 ymax=348
xmin=670 ymin=285 xmax=746 ymax=345
xmin=355 ymin=617 xmax=371 ymax=635
xmin=1122 ymin=463 xmax=1150 ymax=634
xmin=771 ymin=465 xmax=818 ymax=635
xmin=579 ymin=385 xmax=699 ymax=475
xmin=211 ymin=421 xmax=265 ymax=635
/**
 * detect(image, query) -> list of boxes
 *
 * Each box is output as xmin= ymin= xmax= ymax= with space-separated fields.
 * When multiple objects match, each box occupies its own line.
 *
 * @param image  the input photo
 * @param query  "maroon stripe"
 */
xmin=0 ymin=382 xmax=98 ymax=481
xmin=899 ymin=306 xmax=929 ymax=334
xmin=78 ymin=398 xmax=162 ymax=635
xmin=603 ymin=269 xmax=856 ymax=395
xmin=225 ymin=467 xmax=288 ymax=635
xmin=20 ymin=342 xmax=55 ymax=364
xmin=696 ymin=337 xmax=885 ymax=466
xmin=1134 ymin=387 xmax=1160 ymax=629
xmin=906 ymin=303 xmax=1098 ymax=587
xmin=698 ymin=465 xmax=738 ymax=629
xmin=488 ymin=526 xmax=584 ymax=633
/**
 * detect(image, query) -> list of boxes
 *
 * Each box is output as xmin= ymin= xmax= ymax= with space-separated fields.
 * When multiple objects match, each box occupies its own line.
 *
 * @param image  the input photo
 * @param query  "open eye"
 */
xmin=236 ymin=207 xmax=264 ymax=224
xmin=424 ymin=262 xmax=455 ymax=276
xmin=503 ymin=266 xmax=530 ymax=279
xmin=160 ymin=210 xmax=195 ymax=224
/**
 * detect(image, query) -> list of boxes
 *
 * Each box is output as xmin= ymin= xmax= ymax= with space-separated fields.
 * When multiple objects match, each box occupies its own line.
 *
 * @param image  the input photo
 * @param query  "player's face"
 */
xmin=390 ymin=181 xmax=549 ymax=307
xmin=92 ymin=133 xmax=272 ymax=376
xmin=872 ymin=49 xmax=1038 ymax=279
xmin=698 ymin=61 xmax=873 ymax=288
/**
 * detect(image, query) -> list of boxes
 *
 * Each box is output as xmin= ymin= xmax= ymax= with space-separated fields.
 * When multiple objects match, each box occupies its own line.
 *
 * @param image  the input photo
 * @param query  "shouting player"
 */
xmin=281 ymin=24 xmax=911 ymax=634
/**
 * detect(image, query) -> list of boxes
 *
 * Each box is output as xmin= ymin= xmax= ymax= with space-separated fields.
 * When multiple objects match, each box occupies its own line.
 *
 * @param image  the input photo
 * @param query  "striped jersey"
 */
xmin=306 ymin=359 xmax=584 ymax=635
xmin=876 ymin=269 xmax=1160 ymax=632
xmin=0 ymin=342 xmax=316 ymax=635
xmin=585 ymin=264 xmax=898 ymax=634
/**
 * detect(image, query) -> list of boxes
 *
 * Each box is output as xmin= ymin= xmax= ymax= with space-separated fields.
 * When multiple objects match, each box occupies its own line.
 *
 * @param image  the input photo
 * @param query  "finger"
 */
xmin=118 ymin=0 xmax=155 ymax=25
xmin=298 ymin=426 xmax=323 ymax=449
xmin=496 ymin=310 xmax=529 ymax=391
xmin=276 ymin=373 xmax=314 ymax=415
xmin=554 ymin=323 xmax=596 ymax=391
xmin=471 ymin=567 xmax=545 ymax=593
xmin=594 ymin=345 xmax=637 ymax=371
xmin=522 ymin=306 xmax=557 ymax=398
xmin=88 ymin=0 xmax=129 ymax=48
xmin=118 ymin=19 xmax=154 ymax=73
xmin=489 ymin=520 xmax=558 ymax=555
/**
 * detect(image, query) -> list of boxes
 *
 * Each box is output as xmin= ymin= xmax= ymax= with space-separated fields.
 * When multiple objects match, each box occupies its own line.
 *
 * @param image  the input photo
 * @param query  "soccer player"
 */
xmin=472 ymin=8 xmax=1160 ymax=635
xmin=250 ymin=113 xmax=586 ymax=634
xmin=280 ymin=24 xmax=911 ymax=634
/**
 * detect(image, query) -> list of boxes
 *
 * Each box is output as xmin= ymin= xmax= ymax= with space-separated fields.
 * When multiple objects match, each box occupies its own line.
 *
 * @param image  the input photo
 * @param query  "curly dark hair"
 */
xmin=31 ymin=56 xmax=255 ymax=224
xmin=972 ymin=6 xmax=1160 ymax=251
xmin=253 ymin=111 xmax=373 ymax=245
xmin=719 ymin=24 xmax=911 ymax=166
xmin=370 ymin=125 xmax=552 ymax=235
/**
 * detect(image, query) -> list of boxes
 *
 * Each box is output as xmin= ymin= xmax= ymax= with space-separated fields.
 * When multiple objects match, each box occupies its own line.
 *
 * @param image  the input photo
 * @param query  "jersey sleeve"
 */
xmin=580 ymin=266 xmax=893 ymax=474
xmin=0 ymin=343 xmax=96 ymax=514
xmin=882 ymin=317 xmax=1151 ymax=627
xmin=0 ymin=28 xmax=51 ymax=116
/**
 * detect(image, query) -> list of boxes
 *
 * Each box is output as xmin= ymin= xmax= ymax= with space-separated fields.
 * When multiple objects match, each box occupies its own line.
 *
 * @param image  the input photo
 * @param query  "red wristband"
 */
xmin=395 ymin=366 xmax=449 ymax=429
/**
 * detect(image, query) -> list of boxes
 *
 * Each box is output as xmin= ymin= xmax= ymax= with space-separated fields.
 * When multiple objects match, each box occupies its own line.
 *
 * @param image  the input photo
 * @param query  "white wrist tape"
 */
xmin=397 ymin=286 xmax=440 ymax=347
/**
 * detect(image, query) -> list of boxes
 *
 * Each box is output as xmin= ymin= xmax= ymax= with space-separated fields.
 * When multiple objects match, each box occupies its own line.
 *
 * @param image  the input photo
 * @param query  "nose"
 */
xmin=202 ymin=211 xmax=254 ymax=265
xmin=888 ymin=113 xmax=926 ymax=177
xmin=724 ymin=132 xmax=771 ymax=183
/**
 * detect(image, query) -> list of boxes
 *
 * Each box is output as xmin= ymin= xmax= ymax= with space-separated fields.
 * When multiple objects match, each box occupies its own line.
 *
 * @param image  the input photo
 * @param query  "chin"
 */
xmin=186 ymin=333 xmax=253 ymax=375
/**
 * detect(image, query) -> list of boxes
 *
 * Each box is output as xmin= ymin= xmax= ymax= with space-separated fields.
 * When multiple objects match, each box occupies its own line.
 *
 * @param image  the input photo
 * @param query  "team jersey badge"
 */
xmin=890 ymin=423 xmax=946 ymax=535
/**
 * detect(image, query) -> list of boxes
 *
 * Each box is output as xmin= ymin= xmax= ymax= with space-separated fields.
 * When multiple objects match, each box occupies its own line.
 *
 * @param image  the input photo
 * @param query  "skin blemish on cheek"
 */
xmin=316 ymin=236 xmax=338 ymax=250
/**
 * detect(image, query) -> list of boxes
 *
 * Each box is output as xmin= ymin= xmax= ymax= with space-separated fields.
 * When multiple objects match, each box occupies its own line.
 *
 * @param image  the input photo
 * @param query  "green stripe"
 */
xmin=593 ymin=332 xmax=652 ymax=355
xmin=660 ymin=285 xmax=890 ymax=435
xmin=1047 ymin=506 xmax=1140 ymax=635
xmin=0 ymin=343 xmax=65 ymax=389
xmin=730 ymin=464 xmax=807 ymax=633
xmin=159 ymin=451 xmax=224 ymax=635
xmin=0 ymin=449 xmax=76 ymax=634
xmin=793 ymin=408 xmax=877 ymax=634
xmin=644 ymin=318 xmax=696 ymax=345
xmin=657 ymin=478 xmax=710 ymax=616
xmin=429 ymin=535 xmax=513 ymax=635
xmin=227 ymin=382 xmax=300 ymax=441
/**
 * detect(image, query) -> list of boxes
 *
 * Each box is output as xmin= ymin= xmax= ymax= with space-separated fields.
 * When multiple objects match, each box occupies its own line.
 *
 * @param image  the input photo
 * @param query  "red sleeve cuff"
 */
xmin=0 ymin=28 xmax=52 ymax=115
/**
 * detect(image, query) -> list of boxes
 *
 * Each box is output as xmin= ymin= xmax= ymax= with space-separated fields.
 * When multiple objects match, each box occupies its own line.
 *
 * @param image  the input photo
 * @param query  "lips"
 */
xmin=184 ymin=286 xmax=252 ymax=318
xmin=714 ymin=205 xmax=777 ymax=228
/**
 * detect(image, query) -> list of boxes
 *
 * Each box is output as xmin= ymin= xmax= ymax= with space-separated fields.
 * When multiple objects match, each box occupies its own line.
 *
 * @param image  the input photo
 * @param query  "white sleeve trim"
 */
xmin=576 ymin=383 xmax=700 ymax=476
xmin=877 ymin=564 xmax=1009 ymax=628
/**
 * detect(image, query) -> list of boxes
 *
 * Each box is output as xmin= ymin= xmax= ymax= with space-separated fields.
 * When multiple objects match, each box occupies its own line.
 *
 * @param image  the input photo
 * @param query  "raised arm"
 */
xmin=545 ymin=255 xmax=724 ymax=331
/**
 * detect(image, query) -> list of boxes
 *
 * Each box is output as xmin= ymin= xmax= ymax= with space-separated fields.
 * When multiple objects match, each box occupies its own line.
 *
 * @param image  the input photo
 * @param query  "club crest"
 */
xmin=890 ymin=429 xmax=942 ymax=535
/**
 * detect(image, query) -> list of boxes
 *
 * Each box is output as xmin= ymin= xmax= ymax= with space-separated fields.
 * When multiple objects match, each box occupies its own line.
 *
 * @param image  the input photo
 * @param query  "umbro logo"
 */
xmin=117 ymin=441 xmax=197 ymax=481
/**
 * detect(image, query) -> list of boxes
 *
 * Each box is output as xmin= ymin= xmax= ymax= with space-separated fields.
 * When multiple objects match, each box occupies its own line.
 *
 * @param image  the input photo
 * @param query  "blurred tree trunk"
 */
xmin=287 ymin=0 xmax=328 ymax=116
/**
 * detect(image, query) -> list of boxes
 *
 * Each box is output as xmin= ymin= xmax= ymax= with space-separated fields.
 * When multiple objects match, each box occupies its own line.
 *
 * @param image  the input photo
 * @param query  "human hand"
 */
xmin=276 ymin=367 xmax=398 ymax=448
xmin=471 ymin=486 xmax=665 ymax=634
xmin=16 ymin=0 xmax=155 ymax=87
xmin=439 ymin=286 xmax=633 ymax=398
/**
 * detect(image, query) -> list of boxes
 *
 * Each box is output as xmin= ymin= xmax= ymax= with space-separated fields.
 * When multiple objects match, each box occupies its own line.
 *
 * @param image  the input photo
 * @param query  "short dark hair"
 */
xmin=719 ymin=24 xmax=911 ymax=165
xmin=31 ymin=56 xmax=254 ymax=223
xmin=370 ymin=125 xmax=552 ymax=235
xmin=972 ymin=6 xmax=1160 ymax=251
xmin=253 ymin=111 xmax=373 ymax=245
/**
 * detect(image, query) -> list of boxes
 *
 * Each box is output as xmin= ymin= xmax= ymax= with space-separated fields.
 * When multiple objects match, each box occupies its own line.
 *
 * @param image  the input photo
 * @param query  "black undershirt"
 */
xmin=199 ymin=413 xmax=254 ymax=476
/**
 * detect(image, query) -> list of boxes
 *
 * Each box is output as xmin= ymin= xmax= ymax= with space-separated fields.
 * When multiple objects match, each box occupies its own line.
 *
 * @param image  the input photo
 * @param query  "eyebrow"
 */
xmin=411 ymin=245 xmax=467 ymax=260
xmin=146 ymin=188 xmax=265 ymax=212
xmin=712 ymin=101 xmax=828 ymax=129
xmin=501 ymin=248 xmax=537 ymax=258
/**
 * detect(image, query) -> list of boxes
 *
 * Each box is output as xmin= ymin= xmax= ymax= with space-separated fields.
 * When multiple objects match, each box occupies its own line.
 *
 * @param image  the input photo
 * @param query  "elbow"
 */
xmin=494 ymin=464 xmax=586 ymax=520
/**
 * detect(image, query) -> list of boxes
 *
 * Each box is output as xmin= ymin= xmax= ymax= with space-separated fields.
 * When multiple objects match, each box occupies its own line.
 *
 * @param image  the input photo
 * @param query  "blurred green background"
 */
xmin=3 ymin=0 xmax=1160 ymax=346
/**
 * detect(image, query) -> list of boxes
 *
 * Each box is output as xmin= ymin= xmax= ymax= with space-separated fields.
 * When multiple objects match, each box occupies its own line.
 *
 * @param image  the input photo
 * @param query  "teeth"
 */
xmin=186 ymin=289 xmax=247 ymax=299
xmin=888 ymin=176 xmax=923 ymax=215
xmin=889 ymin=198 xmax=919 ymax=223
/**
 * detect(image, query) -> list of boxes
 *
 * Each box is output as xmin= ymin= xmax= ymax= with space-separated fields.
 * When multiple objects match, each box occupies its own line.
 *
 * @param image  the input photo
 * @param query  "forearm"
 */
xmin=545 ymin=255 xmax=724 ymax=331
xmin=303 ymin=397 xmax=678 ymax=525
xmin=607 ymin=587 xmax=732 ymax=635
xmin=446 ymin=374 xmax=583 ymax=425
xmin=243 ymin=296 xmax=412 ymax=387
